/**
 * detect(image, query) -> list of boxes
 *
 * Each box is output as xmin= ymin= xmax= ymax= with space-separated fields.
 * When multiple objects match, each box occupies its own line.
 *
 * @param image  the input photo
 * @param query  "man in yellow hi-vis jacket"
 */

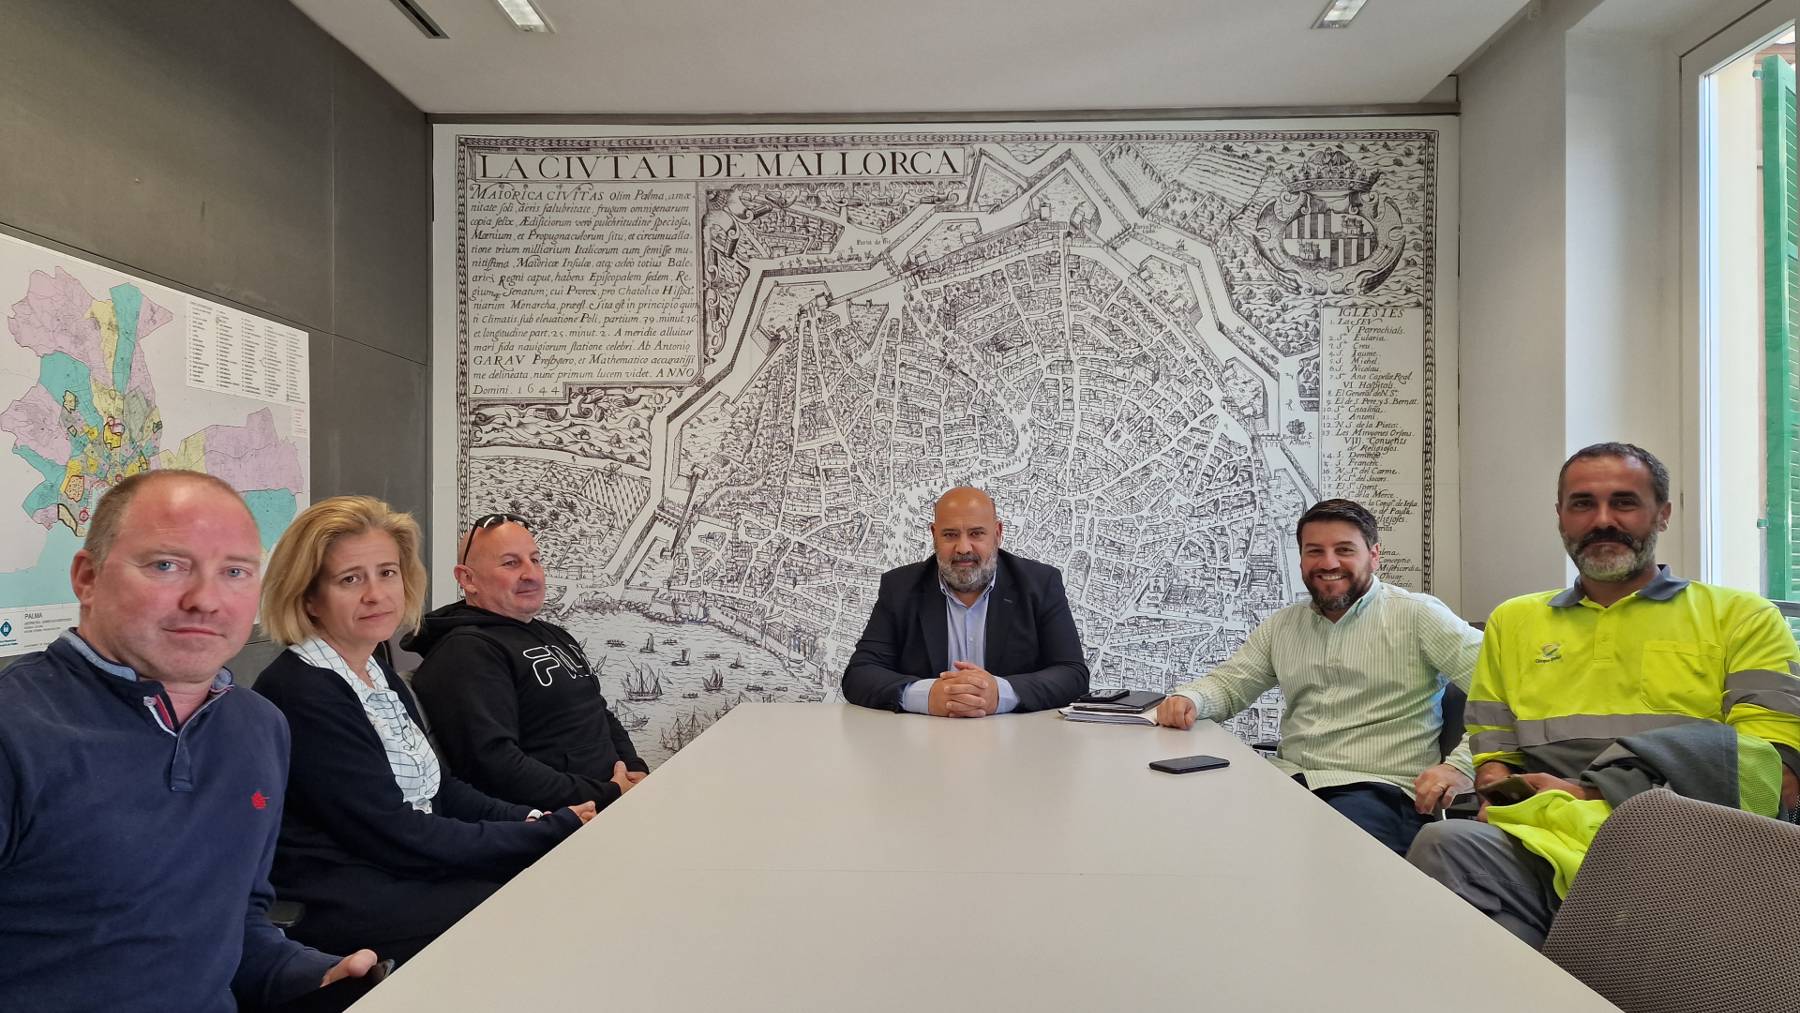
xmin=1408 ymin=442 xmax=1800 ymax=948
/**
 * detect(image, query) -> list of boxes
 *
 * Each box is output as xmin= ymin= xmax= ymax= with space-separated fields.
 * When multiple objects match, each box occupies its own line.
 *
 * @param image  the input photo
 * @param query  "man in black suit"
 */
xmin=842 ymin=487 xmax=1089 ymax=715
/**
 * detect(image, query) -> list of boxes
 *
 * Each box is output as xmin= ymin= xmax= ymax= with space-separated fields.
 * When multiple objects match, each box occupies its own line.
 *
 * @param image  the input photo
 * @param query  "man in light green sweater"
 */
xmin=1156 ymin=499 xmax=1482 ymax=854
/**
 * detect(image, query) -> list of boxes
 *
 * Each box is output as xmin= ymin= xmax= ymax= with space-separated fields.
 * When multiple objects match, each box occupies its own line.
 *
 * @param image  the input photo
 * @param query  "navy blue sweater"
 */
xmin=251 ymin=649 xmax=579 ymax=897
xmin=0 ymin=633 xmax=338 ymax=1012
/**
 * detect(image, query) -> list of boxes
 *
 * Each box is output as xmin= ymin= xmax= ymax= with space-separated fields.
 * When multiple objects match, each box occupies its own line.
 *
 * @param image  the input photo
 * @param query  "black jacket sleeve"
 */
xmin=1006 ymin=567 xmax=1090 ymax=712
xmin=607 ymin=707 xmax=649 ymax=774
xmin=259 ymin=659 xmax=579 ymax=881
xmin=432 ymin=773 xmax=533 ymax=823
xmin=413 ymin=632 xmax=622 ymax=810
xmin=841 ymin=571 xmax=918 ymax=711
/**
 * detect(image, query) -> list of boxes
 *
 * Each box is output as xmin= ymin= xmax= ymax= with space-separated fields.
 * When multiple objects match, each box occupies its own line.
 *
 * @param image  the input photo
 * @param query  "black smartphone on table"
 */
xmin=1149 ymin=754 xmax=1231 ymax=774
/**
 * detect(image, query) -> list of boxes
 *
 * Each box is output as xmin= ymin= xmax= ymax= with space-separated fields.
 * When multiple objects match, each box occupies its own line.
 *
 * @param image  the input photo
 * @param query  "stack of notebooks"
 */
xmin=1058 ymin=690 xmax=1166 ymax=726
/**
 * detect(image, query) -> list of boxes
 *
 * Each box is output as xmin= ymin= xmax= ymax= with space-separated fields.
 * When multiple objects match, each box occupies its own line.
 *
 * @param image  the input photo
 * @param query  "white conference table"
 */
xmin=350 ymin=704 xmax=1617 ymax=1012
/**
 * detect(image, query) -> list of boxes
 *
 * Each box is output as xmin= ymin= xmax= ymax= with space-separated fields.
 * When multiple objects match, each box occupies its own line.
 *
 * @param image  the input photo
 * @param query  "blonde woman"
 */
xmin=253 ymin=496 xmax=593 ymax=981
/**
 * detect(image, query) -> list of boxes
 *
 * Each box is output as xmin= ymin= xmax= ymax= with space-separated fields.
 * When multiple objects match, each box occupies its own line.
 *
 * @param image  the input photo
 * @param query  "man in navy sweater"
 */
xmin=0 ymin=471 xmax=379 ymax=1012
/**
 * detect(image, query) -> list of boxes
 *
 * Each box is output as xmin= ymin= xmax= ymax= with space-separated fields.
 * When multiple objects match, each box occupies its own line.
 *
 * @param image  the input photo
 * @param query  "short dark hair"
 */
xmin=1295 ymin=498 xmax=1379 ymax=550
xmin=1558 ymin=442 xmax=1670 ymax=505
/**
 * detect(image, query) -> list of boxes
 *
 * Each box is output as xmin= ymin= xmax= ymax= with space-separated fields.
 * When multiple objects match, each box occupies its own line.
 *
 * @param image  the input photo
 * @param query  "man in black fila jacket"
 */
xmin=405 ymin=514 xmax=647 ymax=811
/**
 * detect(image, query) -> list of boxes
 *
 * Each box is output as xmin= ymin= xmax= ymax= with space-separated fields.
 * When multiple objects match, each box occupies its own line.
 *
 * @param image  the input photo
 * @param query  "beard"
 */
xmin=1564 ymin=526 xmax=1658 ymax=583
xmin=939 ymin=551 xmax=998 ymax=594
xmin=1305 ymin=567 xmax=1373 ymax=614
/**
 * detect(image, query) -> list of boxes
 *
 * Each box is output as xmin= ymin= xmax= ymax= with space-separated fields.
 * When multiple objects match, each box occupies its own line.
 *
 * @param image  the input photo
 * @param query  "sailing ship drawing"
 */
xmin=660 ymin=710 xmax=705 ymax=752
xmin=623 ymin=663 xmax=663 ymax=702
xmin=614 ymin=702 xmax=650 ymax=731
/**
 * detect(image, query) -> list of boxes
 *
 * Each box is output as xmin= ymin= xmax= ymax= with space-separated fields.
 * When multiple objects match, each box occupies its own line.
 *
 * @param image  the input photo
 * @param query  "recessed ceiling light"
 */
xmin=1313 ymin=0 xmax=1368 ymax=29
xmin=495 ymin=0 xmax=554 ymax=33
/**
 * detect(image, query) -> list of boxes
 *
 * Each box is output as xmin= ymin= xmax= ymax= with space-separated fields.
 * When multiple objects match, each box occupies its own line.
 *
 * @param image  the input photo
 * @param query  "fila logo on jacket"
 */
xmin=522 ymin=644 xmax=588 ymax=687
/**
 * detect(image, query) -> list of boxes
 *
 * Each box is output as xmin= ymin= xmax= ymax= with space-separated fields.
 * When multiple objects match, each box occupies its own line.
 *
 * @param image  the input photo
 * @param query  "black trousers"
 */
xmin=265 ymin=863 xmax=503 ymax=1013
xmin=1301 ymin=776 xmax=1433 ymax=856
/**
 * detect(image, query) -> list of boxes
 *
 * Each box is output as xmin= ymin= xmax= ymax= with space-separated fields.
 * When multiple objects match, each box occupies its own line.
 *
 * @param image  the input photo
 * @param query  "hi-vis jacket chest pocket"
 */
xmin=1639 ymin=640 xmax=1724 ymax=713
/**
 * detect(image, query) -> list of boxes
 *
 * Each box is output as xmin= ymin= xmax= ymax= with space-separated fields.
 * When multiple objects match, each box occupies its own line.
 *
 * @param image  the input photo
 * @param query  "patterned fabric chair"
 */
xmin=1542 ymin=788 xmax=1800 ymax=1013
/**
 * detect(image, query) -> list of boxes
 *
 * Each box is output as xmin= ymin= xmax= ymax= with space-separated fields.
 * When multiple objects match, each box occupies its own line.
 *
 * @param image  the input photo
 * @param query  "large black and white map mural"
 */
xmin=430 ymin=121 xmax=1460 ymax=765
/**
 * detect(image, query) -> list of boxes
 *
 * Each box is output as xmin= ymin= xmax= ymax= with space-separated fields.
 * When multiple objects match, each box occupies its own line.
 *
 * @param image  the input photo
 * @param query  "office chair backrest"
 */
xmin=1438 ymin=683 xmax=1467 ymax=760
xmin=1542 ymin=788 xmax=1800 ymax=1013
xmin=1441 ymin=617 xmax=1483 ymax=760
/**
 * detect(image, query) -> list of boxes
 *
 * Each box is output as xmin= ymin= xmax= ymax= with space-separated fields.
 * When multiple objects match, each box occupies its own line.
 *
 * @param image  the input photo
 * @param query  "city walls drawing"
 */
xmin=431 ymin=121 xmax=1460 ymax=764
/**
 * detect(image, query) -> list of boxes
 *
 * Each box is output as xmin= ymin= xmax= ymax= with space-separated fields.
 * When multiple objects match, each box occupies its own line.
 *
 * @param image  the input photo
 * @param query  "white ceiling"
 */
xmin=287 ymin=0 xmax=1531 ymax=116
xmin=1576 ymin=0 xmax=1769 ymax=40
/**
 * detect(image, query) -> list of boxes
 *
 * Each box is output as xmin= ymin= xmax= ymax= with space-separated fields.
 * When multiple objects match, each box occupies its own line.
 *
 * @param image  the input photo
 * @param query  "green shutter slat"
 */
xmin=1764 ymin=54 xmax=1798 ymax=598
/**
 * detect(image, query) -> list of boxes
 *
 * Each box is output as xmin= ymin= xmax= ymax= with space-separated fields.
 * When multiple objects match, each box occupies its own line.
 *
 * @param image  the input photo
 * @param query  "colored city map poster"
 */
xmin=0 ymin=232 xmax=309 ymax=655
xmin=433 ymin=120 xmax=1458 ymax=763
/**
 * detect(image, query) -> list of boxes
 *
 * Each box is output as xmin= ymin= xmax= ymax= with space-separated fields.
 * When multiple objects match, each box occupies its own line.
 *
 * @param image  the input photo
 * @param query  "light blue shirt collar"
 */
xmin=59 ymin=628 xmax=235 ymax=693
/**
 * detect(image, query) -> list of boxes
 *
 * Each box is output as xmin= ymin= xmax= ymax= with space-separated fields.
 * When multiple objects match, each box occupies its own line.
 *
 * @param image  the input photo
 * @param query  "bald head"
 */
xmin=931 ymin=486 xmax=1002 ymax=597
xmin=453 ymin=518 xmax=546 ymax=622
xmin=934 ymin=486 xmax=996 ymax=527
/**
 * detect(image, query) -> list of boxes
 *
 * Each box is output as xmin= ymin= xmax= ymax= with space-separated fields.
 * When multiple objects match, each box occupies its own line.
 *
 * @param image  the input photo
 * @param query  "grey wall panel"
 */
xmin=307 ymin=332 xmax=340 ymax=495
xmin=0 ymin=1 xmax=429 ymax=666
xmin=331 ymin=49 xmax=432 ymax=365
xmin=0 ymin=0 xmax=337 ymax=330
xmin=228 ymin=639 xmax=286 ymax=689
xmin=313 ymin=337 xmax=431 ymax=540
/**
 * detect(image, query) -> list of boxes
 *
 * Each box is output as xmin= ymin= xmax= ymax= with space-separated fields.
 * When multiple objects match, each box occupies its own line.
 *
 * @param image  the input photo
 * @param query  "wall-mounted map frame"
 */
xmin=431 ymin=118 xmax=1459 ymax=763
xmin=0 ymin=228 xmax=311 ymax=656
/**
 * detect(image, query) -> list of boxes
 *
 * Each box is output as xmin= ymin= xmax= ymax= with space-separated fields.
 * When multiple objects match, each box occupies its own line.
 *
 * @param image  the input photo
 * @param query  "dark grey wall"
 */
xmin=0 ymin=0 xmax=430 ymax=673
